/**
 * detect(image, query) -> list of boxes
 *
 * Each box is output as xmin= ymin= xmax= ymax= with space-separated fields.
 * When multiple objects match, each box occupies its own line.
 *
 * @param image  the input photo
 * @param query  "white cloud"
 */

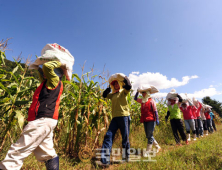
xmin=152 ymin=93 xmax=168 ymax=98
xmin=129 ymin=72 xmax=198 ymax=91
xmin=186 ymin=88 xmax=222 ymax=99
xmin=128 ymin=71 xmax=222 ymax=99
xmin=131 ymin=71 xmax=140 ymax=75
xmin=151 ymin=88 xmax=222 ymax=99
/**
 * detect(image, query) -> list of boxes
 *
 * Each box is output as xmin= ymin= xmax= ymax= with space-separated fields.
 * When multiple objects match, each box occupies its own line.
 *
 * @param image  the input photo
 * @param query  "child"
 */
xmin=192 ymin=98 xmax=203 ymax=137
xmin=179 ymin=101 xmax=196 ymax=141
xmin=96 ymin=73 xmax=132 ymax=166
xmin=209 ymin=111 xmax=217 ymax=131
xmin=200 ymin=107 xmax=208 ymax=136
xmin=0 ymin=44 xmax=74 ymax=170
xmin=204 ymin=107 xmax=214 ymax=133
xmin=165 ymin=89 xmax=188 ymax=145
xmin=134 ymin=85 xmax=161 ymax=157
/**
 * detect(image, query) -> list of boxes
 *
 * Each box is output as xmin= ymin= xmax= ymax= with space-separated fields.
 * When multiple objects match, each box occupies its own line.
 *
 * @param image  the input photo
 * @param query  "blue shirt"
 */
xmin=209 ymin=112 xmax=214 ymax=120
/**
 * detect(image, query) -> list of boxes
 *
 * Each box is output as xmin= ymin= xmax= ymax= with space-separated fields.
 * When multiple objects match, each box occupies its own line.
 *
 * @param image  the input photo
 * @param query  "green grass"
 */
xmin=1 ymin=124 xmax=222 ymax=170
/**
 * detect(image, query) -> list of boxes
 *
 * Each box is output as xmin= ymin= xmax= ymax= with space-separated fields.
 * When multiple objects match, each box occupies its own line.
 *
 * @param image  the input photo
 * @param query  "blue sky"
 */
xmin=1 ymin=0 xmax=222 ymax=101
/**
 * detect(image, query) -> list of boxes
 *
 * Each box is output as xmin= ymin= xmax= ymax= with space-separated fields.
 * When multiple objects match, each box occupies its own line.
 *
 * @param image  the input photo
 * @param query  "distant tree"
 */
xmin=202 ymin=96 xmax=222 ymax=117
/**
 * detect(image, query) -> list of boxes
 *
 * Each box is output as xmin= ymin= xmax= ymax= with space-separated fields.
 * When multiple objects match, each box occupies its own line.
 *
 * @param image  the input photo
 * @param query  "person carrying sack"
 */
xmin=134 ymin=85 xmax=161 ymax=157
xmin=204 ymin=107 xmax=214 ymax=133
xmin=192 ymin=98 xmax=203 ymax=137
xmin=0 ymin=44 xmax=74 ymax=170
xmin=179 ymin=100 xmax=196 ymax=141
xmin=95 ymin=73 xmax=132 ymax=167
xmin=200 ymin=106 xmax=208 ymax=136
xmin=209 ymin=111 xmax=217 ymax=131
xmin=165 ymin=89 xmax=188 ymax=146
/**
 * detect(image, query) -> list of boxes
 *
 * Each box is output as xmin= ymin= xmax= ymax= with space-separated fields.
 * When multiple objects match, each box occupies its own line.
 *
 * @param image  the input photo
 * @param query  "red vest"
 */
xmin=140 ymin=98 xmax=155 ymax=123
xmin=27 ymin=80 xmax=63 ymax=121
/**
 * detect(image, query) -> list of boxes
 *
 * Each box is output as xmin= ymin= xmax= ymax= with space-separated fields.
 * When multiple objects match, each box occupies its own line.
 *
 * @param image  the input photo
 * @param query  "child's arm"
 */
xmin=165 ymin=110 xmax=170 ymax=122
xmin=42 ymin=61 xmax=62 ymax=89
xmin=103 ymin=86 xmax=112 ymax=99
xmin=38 ymin=67 xmax=44 ymax=83
xmin=152 ymin=100 xmax=159 ymax=125
xmin=177 ymin=94 xmax=183 ymax=107
xmin=134 ymin=91 xmax=142 ymax=103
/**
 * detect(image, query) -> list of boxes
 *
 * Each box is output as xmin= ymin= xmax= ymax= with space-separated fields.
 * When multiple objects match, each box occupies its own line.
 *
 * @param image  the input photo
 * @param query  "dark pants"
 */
xmin=170 ymin=119 xmax=187 ymax=144
xmin=193 ymin=119 xmax=199 ymax=137
xmin=212 ymin=119 xmax=217 ymax=131
xmin=143 ymin=121 xmax=156 ymax=144
xmin=202 ymin=120 xmax=208 ymax=131
xmin=101 ymin=116 xmax=130 ymax=164
xmin=196 ymin=118 xmax=203 ymax=136
xmin=207 ymin=119 xmax=214 ymax=133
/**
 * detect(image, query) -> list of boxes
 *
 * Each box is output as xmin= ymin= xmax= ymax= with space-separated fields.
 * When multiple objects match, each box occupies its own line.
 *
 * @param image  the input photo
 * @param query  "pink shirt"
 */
xmin=180 ymin=106 xmax=194 ymax=120
xmin=191 ymin=107 xmax=197 ymax=119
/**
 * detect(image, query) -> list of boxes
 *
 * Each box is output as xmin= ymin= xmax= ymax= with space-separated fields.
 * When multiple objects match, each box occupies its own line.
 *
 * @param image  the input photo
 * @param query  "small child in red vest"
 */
xmin=134 ymin=85 xmax=161 ymax=157
xmin=0 ymin=44 xmax=74 ymax=170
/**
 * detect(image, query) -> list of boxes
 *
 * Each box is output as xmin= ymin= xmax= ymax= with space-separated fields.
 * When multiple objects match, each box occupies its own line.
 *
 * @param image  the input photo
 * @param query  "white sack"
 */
xmin=29 ymin=43 xmax=74 ymax=81
xmin=137 ymin=85 xmax=159 ymax=94
xmin=108 ymin=73 xmax=126 ymax=93
xmin=166 ymin=89 xmax=178 ymax=100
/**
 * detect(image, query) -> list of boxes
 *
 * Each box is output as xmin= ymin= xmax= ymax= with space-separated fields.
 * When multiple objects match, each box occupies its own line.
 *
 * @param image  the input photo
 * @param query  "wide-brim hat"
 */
xmin=137 ymin=85 xmax=159 ymax=94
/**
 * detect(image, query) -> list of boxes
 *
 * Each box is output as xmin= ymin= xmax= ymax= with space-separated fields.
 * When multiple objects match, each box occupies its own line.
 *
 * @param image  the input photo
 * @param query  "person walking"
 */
xmin=209 ymin=111 xmax=217 ymax=131
xmin=0 ymin=44 xmax=74 ymax=170
xmin=96 ymin=73 xmax=132 ymax=166
xmin=165 ymin=89 xmax=188 ymax=146
xmin=134 ymin=85 xmax=161 ymax=157
xmin=179 ymin=101 xmax=196 ymax=141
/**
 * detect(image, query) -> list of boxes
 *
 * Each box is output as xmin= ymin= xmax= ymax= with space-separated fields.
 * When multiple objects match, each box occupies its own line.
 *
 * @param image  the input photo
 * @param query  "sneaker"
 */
xmin=143 ymin=152 xmax=149 ymax=157
xmin=95 ymin=160 xmax=110 ymax=167
xmin=156 ymin=147 xmax=161 ymax=153
xmin=176 ymin=143 xmax=182 ymax=146
xmin=186 ymin=140 xmax=189 ymax=145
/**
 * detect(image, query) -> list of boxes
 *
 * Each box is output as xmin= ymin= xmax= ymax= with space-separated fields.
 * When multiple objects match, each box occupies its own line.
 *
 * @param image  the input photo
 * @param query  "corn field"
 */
xmin=1 ymin=40 xmax=221 ymax=162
